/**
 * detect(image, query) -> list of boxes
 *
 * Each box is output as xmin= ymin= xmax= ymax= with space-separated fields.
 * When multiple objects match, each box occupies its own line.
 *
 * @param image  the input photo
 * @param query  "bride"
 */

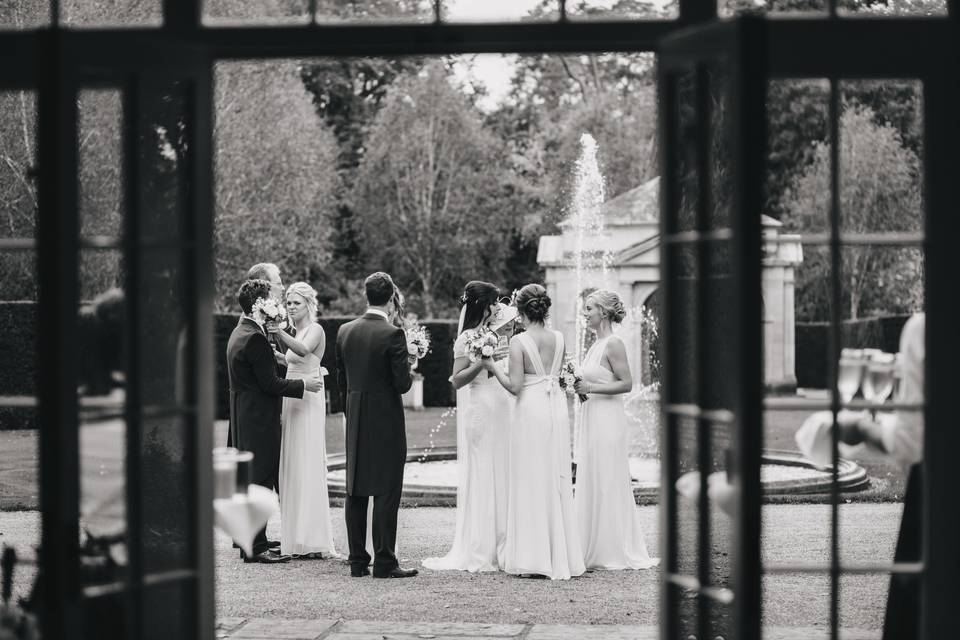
xmin=271 ymin=282 xmax=336 ymax=559
xmin=573 ymin=290 xmax=658 ymax=570
xmin=423 ymin=281 xmax=517 ymax=572
xmin=484 ymin=284 xmax=585 ymax=580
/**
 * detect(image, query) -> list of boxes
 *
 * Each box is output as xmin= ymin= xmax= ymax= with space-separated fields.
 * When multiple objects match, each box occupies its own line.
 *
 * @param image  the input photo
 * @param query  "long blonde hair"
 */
xmin=286 ymin=282 xmax=318 ymax=322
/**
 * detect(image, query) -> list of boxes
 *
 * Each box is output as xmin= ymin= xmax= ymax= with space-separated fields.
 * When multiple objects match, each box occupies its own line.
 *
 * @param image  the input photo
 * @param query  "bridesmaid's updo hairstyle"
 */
xmin=459 ymin=281 xmax=500 ymax=333
xmin=286 ymin=282 xmax=318 ymax=321
xmin=588 ymin=289 xmax=627 ymax=324
xmin=515 ymin=284 xmax=551 ymax=324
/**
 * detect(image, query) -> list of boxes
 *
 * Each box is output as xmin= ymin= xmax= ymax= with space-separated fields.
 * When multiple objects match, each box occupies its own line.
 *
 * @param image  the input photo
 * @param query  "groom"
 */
xmin=336 ymin=272 xmax=418 ymax=578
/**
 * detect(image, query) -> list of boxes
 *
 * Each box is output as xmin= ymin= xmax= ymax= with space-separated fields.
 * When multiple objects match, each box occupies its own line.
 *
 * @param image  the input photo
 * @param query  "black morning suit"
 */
xmin=335 ymin=312 xmax=413 ymax=574
xmin=226 ymin=317 xmax=304 ymax=555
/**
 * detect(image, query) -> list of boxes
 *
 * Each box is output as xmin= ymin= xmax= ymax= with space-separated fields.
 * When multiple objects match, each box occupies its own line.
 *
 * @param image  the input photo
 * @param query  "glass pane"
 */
xmin=79 ymin=90 xmax=124 ymax=239
xmin=138 ymin=250 xmax=189 ymax=407
xmin=0 ymin=0 xmax=48 ymax=28
xmin=78 ymin=251 xmax=128 ymax=589
xmin=720 ymin=0 xmax=827 ymax=18
xmin=142 ymin=581 xmax=192 ymax=640
xmin=839 ymin=0 xmax=947 ymax=16
xmin=204 ymin=0 xmax=309 ymax=25
xmin=673 ymin=70 xmax=699 ymax=235
xmin=0 ymin=90 xmax=38 ymax=239
xmin=442 ymin=0 xmax=552 ymax=22
xmin=141 ymin=413 xmax=192 ymax=573
xmin=138 ymin=81 xmax=192 ymax=243
xmin=762 ymin=573 xmax=832 ymax=635
xmin=568 ymin=0 xmax=678 ymax=20
xmin=61 ymin=0 xmax=162 ymax=27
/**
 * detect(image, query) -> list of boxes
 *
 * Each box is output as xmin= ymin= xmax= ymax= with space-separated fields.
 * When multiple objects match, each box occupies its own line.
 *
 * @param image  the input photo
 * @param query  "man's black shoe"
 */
xmin=350 ymin=566 xmax=371 ymax=577
xmin=372 ymin=567 xmax=418 ymax=579
xmin=243 ymin=551 xmax=291 ymax=564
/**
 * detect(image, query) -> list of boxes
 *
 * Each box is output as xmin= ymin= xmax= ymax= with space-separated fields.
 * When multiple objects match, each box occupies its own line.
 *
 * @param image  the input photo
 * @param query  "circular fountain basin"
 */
xmin=325 ymin=447 xmax=868 ymax=506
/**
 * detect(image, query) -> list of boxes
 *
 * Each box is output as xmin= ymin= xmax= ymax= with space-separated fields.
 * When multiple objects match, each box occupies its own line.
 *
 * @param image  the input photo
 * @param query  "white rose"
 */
xmin=481 ymin=345 xmax=495 ymax=357
xmin=407 ymin=343 xmax=419 ymax=355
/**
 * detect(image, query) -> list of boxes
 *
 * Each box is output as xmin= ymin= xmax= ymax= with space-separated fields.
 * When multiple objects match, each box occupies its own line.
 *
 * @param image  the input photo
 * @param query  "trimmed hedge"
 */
xmin=214 ymin=315 xmax=459 ymax=419
xmin=0 ymin=302 xmax=37 ymax=429
xmin=795 ymin=315 xmax=911 ymax=389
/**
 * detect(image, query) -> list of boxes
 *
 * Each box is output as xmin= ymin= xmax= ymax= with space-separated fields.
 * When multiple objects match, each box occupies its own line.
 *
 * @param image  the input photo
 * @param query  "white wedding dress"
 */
xmin=279 ymin=323 xmax=336 ymax=557
xmin=501 ymin=331 xmax=585 ymax=580
xmin=423 ymin=333 xmax=511 ymax=572
xmin=575 ymin=336 xmax=658 ymax=570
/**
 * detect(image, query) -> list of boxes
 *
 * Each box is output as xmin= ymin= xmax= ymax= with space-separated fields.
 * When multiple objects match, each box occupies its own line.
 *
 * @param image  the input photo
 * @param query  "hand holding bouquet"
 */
xmin=464 ymin=327 xmax=499 ymax=363
xmin=251 ymin=297 xmax=287 ymax=331
xmin=405 ymin=323 xmax=431 ymax=361
xmin=559 ymin=359 xmax=588 ymax=403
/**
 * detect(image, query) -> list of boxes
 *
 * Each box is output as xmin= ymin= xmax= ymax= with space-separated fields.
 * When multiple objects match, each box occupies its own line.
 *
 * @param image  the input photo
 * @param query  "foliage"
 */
xmin=213 ymin=60 xmax=340 ymax=311
xmin=782 ymin=102 xmax=923 ymax=320
xmin=351 ymin=62 xmax=515 ymax=316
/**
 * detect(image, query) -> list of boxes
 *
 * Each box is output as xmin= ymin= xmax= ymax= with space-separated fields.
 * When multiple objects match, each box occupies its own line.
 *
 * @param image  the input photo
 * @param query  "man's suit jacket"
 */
xmin=336 ymin=312 xmax=413 ymax=496
xmin=227 ymin=318 xmax=305 ymax=484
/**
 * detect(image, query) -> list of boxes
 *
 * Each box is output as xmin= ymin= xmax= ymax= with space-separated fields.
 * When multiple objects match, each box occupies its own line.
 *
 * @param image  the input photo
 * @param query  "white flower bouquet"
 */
xmin=251 ymin=296 xmax=287 ymax=330
xmin=405 ymin=323 xmax=431 ymax=360
xmin=559 ymin=359 xmax=588 ymax=403
xmin=463 ymin=327 xmax=499 ymax=363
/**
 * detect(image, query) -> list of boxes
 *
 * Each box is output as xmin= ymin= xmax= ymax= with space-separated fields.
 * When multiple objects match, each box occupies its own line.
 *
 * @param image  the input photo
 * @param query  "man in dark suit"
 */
xmin=336 ymin=272 xmax=417 ymax=578
xmin=227 ymin=279 xmax=323 ymax=564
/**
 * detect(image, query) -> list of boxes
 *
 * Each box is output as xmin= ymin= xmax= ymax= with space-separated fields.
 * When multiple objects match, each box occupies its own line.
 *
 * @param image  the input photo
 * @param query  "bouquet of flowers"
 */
xmin=559 ymin=359 xmax=588 ymax=403
xmin=405 ymin=322 xmax=431 ymax=360
xmin=463 ymin=327 xmax=499 ymax=363
xmin=251 ymin=296 xmax=287 ymax=330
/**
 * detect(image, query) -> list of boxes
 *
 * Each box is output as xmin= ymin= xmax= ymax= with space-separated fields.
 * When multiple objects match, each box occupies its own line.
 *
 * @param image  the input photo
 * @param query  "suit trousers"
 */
xmin=882 ymin=464 xmax=922 ymax=640
xmin=345 ymin=484 xmax=402 ymax=573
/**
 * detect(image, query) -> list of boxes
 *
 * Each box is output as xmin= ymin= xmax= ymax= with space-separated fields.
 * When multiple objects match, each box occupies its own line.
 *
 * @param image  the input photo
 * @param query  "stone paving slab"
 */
xmin=229 ymin=618 xmax=338 ymax=639
xmin=335 ymin=621 xmax=526 ymax=636
xmin=220 ymin=619 xmax=881 ymax=640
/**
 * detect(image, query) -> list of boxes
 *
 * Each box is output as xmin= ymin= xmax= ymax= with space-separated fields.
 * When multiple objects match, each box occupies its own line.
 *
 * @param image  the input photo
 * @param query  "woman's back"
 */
xmin=516 ymin=328 xmax=562 ymax=378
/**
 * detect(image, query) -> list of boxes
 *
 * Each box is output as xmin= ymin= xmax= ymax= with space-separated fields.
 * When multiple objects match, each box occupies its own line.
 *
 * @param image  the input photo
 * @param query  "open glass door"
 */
xmin=35 ymin=34 xmax=215 ymax=640
xmin=657 ymin=16 xmax=767 ymax=640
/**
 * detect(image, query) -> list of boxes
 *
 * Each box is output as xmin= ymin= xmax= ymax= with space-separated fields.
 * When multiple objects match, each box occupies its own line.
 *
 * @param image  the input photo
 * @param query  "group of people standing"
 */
xmin=424 ymin=281 xmax=658 ymax=579
xmin=227 ymin=264 xmax=658 ymax=580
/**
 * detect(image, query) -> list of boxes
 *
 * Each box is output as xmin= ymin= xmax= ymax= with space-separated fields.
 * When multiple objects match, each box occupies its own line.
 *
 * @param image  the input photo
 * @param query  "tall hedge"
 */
xmin=795 ymin=315 xmax=911 ymax=389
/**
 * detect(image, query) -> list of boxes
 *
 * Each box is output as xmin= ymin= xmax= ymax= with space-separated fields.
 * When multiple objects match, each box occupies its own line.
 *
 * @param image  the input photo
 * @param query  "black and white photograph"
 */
xmin=0 ymin=1 xmax=955 ymax=640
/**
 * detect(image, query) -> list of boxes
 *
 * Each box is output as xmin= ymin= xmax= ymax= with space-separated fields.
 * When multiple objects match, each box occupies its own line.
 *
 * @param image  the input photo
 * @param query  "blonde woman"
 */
xmin=573 ymin=290 xmax=658 ymax=571
xmin=271 ymin=282 xmax=336 ymax=559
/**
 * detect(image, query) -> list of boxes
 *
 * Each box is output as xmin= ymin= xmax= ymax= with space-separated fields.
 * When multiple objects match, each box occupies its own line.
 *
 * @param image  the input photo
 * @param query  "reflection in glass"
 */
xmin=79 ymin=90 xmax=124 ymax=239
xmin=313 ymin=0 xmax=433 ymax=23
xmin=0 ymin=0 xmax=49 ymax=29
xmin=61 ymin=0 xmax=162 ymax=26
xmin=568 ymin=0 xmax=677 ymax=20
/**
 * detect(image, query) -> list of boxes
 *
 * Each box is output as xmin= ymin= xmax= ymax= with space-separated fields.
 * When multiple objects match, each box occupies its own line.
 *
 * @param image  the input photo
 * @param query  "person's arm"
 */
xmin=389 ymin=328 xmax=414 ymax=395
xmin=484 ymin=338 xmax=524 ymax=396
xmin=452 ymin=355 xmax=487 ymax=389
xmin=246 ymin=334 xmax=305 ymax=398
xmin=271 ymin=323 xmax=325 ymax=359
xmin=574 ymin=336 xmax=632 ymax=396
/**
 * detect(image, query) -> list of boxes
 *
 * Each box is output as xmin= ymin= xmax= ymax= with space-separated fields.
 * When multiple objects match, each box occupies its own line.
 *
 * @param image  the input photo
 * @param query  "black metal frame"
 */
xmin=1 ymin=1 xmax=958 ymax=639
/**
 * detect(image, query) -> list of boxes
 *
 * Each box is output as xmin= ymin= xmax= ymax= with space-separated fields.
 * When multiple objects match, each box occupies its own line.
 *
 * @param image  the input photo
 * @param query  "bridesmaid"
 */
xmin=423 ymin=281 xmax=516 ymax=572
xmin=272 ymin=282 xmax=336 ymax=559
xmin=484 ymin=284 xmax=585 ymax=580
xmin=573 ymin=289 xmax=658 ymax=571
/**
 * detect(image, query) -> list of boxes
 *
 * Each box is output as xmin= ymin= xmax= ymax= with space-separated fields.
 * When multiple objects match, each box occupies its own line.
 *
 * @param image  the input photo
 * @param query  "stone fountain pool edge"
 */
xmin=325 ymin=447 xmax=869 ymax=507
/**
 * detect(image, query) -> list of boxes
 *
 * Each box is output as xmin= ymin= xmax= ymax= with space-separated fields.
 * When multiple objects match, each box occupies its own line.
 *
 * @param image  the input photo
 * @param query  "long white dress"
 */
xmin=423 ymin=332 xmax=511 ymax=572
xmin=575 ymin=336 xmax=658 ymax=570
xmin=279 ymin=324 xmax=336 ymax=557
xmin=502 ymin=331 xmax=585 ymax=580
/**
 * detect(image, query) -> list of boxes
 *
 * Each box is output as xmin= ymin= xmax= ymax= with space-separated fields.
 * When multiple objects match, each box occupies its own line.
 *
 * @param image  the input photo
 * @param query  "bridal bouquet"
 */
xmin=251 ymin=296 xmax=287 ymax=330
xmin=559 ymin=359 xmax=588 ymax=403
xmin=463 ymin=327 xmax=498 ymax=363
xmin=405 ymin=323 xmax=431 ymax=360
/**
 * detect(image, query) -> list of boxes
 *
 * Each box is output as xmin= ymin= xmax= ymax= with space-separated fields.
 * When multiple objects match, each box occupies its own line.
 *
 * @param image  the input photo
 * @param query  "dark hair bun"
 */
xmin=516 ymin=284 xmax=551 ymax=323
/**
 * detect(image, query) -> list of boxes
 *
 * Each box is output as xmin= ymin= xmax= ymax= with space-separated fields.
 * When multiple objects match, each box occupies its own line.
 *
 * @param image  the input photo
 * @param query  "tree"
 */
xmin=351 ymin=62 xmax=514 ymax=316
xmin=214 ymin=60 xmax=340 ymax=311
xmin=782 ymin=102 xmax=923 ymax=320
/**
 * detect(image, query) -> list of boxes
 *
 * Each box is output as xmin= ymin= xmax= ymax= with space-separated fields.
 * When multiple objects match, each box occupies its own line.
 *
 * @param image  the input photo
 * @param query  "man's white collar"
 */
xmin=366 ymin=308 xmax=390 ymax=321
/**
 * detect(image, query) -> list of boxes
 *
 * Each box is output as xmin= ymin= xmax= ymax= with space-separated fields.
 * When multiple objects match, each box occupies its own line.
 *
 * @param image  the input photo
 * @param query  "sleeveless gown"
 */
xmin=423 ymin=332 xmax=511 ymax=572
xmin=575 ymin=336 xmax=658 ymax=570
xmin=279 ymin=324 xmax=336 ymax=556
xmin=502 ymin=331 xmax=585 ymax=580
